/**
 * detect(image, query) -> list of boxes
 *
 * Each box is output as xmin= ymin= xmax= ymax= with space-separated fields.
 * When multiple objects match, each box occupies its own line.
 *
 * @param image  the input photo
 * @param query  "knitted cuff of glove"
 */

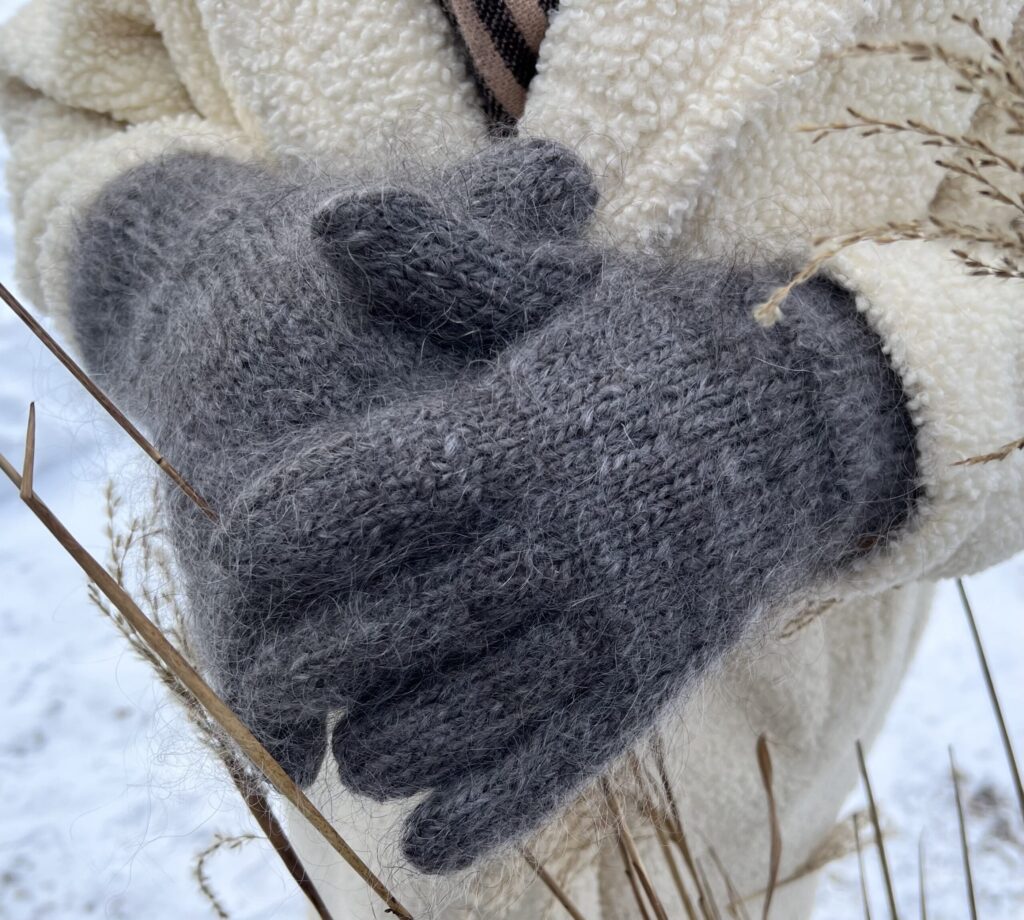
xmin=763 ymin=273 xmax=919 ymax=555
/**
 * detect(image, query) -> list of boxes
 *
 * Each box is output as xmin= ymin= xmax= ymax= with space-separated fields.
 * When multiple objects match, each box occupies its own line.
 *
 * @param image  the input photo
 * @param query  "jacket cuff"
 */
xmin=821 ymin=238 xmax=1024 ymax=594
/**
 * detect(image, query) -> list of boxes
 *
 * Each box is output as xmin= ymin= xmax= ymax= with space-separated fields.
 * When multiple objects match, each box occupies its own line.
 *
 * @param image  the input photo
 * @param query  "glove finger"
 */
xmin=330 ymin=608 xmax=610 ymax=800
xmin=313 ymin=187 xmax=597 ymax=347
xmin=330 ymin=551 xmax=746 ymax=805
xmin=227 ymin=527 xmax=578 ymax=717
xmin=243 ymin=712 xmax=329 ymax=788
xmin=442 ymin=138 xmax=598 ymax=240
xmin=396 ymin=627 xmax=687 ymax=874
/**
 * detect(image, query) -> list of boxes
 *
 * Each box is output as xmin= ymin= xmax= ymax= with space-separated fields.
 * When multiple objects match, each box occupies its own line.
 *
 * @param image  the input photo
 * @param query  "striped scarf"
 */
xmin=439 ymin=0 xmax=560 ymax=129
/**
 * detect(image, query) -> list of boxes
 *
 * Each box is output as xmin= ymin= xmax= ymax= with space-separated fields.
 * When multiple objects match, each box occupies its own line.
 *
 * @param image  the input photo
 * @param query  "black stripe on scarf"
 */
xmin=440 ymin=0 xmax=560 ymax=131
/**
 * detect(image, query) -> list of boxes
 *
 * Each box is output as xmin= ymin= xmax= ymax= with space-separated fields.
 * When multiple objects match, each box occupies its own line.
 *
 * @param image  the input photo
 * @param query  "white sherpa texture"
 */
xmin=1 ymin=1 xmax=1023 ymax=918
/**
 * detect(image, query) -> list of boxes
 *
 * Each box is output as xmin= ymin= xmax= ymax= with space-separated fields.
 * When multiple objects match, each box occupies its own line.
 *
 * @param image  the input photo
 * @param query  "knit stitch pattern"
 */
xmin=67 ymin=139 xmax=918 ymax=874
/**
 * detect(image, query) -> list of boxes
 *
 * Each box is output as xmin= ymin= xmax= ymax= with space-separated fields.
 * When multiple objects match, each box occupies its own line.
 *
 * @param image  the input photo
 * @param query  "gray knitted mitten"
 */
xmin=68 ymin=140 xmax=918 ymax=873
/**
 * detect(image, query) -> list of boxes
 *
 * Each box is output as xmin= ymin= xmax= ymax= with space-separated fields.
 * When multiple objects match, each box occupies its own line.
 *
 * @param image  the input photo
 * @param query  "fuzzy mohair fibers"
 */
xmin=67 ymin=139 xmax=918 ymax=873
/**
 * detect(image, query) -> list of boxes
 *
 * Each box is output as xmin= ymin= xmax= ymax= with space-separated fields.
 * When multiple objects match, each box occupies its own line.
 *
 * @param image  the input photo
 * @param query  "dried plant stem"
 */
xmin=755 ymin=735 xmax=782 ymax=920
xmin=88 ymin=484 xmax=332 ymax=916
xmin=0 ymin=434 xmax=411 ymax=920
xmin=628 ymin=754 xmax=700 ymax=920
xmin=653 ymin=738 xmax=715 ymax=920
xmin=949 ymin=748 xmax=978 ymax=920
xmin=856 ymin=741 xmax=899 ymax=920
xmin=956 ymin=577 xmax=1024 ymax=825
xmin=101 ymin=598 xmax=334 ymax=914
xmin=603 ymin=778 xmax=670 ymax=920
xmin=224 ymin=758 xmax=334 ymax=920
xmin=616 ymin=829 xmax=654 ymax=920
xmin=707 ymin=844 xmax=752 ymax=920
xmin=651 ymin=733 xmax=716 ymax=913
xmin=954 ymin=435 xmax=1024 ymax=466
xmin=808 ymin=110 xmax=1022 ymax=176
xmin=0 ymin=281 xmax=217 ymax=521
xmin=652 ymin=817 xmax=699 ymax=920
xmin=520 ymin=847 xmax=589 ymax=920
xmin=696 ymin=860 xmax=724 ymax=920
xmin=853 ymin=814 xmax=873 ymax=920
xmin=753 ymin=14 xmax=1024 ymax=324
xmin=195 ymin=834 xmax=256 ymax=918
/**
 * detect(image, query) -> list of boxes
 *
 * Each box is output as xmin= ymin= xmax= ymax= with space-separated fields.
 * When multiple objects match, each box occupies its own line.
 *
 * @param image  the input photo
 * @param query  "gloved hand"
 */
xmin=69 ymin=139 xmax=917 ymax=873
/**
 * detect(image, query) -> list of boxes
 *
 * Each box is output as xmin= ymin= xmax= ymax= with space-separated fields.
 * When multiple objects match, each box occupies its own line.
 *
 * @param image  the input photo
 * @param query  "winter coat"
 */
xmin=1 ymin=1 xmax=1023 ymax=917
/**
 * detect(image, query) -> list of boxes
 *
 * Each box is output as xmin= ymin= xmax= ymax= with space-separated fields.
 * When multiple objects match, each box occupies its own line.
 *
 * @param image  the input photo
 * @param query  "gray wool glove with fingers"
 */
xmin=68 ymin=139 xmax=918 ymax=873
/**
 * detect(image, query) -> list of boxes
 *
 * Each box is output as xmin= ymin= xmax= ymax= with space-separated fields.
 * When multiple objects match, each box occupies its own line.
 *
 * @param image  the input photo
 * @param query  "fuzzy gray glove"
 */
xmin=69 ymin=139 xmax=917 ymax=873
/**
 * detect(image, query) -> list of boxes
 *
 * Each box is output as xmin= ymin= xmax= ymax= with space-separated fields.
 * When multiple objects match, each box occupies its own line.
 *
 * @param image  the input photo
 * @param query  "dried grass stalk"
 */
xmin=520 ymin=847 xmax=589 ymax=920
xmin=653 ymin=736 xmax=717 ymax=919
xmin=956 ymin=578 xmax=1024 ymax=823
xmin=853 ymin=814 xmax=873 ymax=920
xmin=949 ymin=747 xmax=978 ymax=920
xmin=856 ymin=741 xmax=899 ymax=920
xmin=0 ymin=417 xmax=411 ymax=920
xmin=194 ymin=834 xmax=257 ymax=919
xmin=628 ymin=753 xmax=701 ymax=920
xmin=87 ymin=481 xmax=334 ymax=919
xmin=751 ymin=14 xmax=1024 ymax=454
xmin=707 ymin=844 xmax=752 ymax=920
xmin=603 ymin=778 xmax=671 ymax=920
xmin=756 ymin=735 xmax=782 ymax=920
xmin=953 ymin=436 xmax=1024 ymax=466
xmin=0 ymin=281 xmax=217 ymax=520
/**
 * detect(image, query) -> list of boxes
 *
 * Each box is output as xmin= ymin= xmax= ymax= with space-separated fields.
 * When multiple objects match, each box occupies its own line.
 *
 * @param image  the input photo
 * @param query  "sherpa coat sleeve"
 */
xmin=518 ymin=0 xmax=1024 ymax=598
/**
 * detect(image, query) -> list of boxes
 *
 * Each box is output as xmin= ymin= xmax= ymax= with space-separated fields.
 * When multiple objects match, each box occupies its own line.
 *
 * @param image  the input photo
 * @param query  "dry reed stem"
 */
xmin=90 ymin=591 xmax=334 ymax=919
xmin=520 ymin=847 xmax=589 ymax=920
xmin=956 ymin=578 xmax=1024 ymax=824
xmin=695 ymin=860 xmax=723 ymax=920
xmin=853 ymin=814 xmax=873 ymax=920
xmin=603 ymin=778 xmax=671 ymax=920
xmin=88 ymin=483 xmax=334 ymax=919
xmin=856 ymin=741 xmax=899 ymax=920
xmin=628 ymin=754 xmax=700 ymax=920
xmin=224 ymin=759 xmax=335 ymax=920
xmin=949 ymin=747 xmax=978 ymax=920
xmin=0 ymin=281 xmax=217 ymax=521
xmin=195 ymin=834 xmax=256 ymax=918
xmin=653 ymin=817 xmax=699 ymax=920
xmin=954 ymin=435 xmax=1024 ymax=466
xmin=653 ymin=738 xmax=716 ymax=920
xmin=706 ymin=844 xmax=752 ymax=920
xmin=753 ymin=13 xmax=1024 ymax=328
xmin=615 ymin=828 xmax=654 ymax=920
xmin=808 ymin=111 xmax=1022 ymax=176
xmin=0 ymin=426 xmax=412 ymax=920
xmin=755 ymin=735 xmax=781 ymax=920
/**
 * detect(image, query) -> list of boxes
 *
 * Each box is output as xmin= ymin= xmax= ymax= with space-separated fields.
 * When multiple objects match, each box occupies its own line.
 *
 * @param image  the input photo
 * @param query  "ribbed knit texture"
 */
xmin=68 ymin=139 xmax=918 ymax=874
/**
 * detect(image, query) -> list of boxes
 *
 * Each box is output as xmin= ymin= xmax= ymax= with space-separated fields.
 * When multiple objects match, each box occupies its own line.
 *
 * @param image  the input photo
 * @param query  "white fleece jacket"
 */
xmin=1 ymin=1 xmax=1022 ymax=918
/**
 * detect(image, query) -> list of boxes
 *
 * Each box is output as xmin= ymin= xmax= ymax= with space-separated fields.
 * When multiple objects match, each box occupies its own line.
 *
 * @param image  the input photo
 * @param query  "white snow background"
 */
xmin=0 ymin=2 xmax=1021 ymax=916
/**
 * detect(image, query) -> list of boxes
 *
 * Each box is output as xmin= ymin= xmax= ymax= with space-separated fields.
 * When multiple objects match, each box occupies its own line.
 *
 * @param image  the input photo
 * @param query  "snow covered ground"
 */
xmin=0 ymin=5 xmax=1021 ymax=916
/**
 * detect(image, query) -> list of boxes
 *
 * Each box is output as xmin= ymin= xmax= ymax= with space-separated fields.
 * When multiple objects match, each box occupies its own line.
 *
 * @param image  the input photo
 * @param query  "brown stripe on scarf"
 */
xmin=440 ymin=0 xmax=559 ymax=129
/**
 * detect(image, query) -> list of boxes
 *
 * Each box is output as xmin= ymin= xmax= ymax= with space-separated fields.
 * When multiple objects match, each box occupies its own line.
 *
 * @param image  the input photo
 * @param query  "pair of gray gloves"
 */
xmin=69 ymin=138 xmax=917 ymax=873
